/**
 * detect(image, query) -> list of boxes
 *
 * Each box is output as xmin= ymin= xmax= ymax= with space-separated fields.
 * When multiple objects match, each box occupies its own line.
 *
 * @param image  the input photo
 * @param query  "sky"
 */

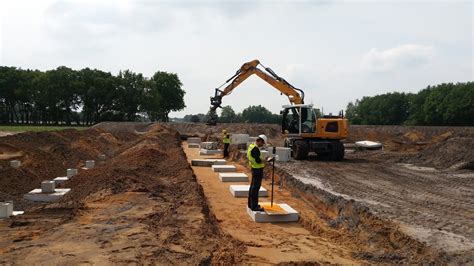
xmin=0 ymin=0 xmax=472 ymax=117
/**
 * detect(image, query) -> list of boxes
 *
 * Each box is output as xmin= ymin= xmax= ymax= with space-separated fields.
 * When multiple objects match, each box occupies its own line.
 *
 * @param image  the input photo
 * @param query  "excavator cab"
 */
xmin=281 ymin=105 xmax=317 ymax=135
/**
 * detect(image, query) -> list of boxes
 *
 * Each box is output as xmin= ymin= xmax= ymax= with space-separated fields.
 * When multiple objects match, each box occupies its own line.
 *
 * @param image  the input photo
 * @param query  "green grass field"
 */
xmin=0 ymin=125 xmax=88 ymax=132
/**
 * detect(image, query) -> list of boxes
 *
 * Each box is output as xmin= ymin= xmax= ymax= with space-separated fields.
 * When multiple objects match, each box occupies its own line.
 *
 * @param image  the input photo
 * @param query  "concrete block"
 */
xmin=98 ymin=154 xmax=107 ymax=161
xmin=199 ymin=149 xmax=223 ymax=155
xmin=212 ymin=165 xmax=237 ymax=173
xmin=248 ymin=137 xmax=258 ymax=142
xmin=219 ymin=172 xmax=248 ymax=182
xmin=0 ymin=202 xmax=13 ymax=218
xmin=355 ymin=140 xmax=382 ymax=149
xmin=201 ymin=142 xmax=217 ymax=150
xmin=188 ymin=143 xmax=200 ymax=148
xmin=247 ymin=203 xmax=299 ymax=223
xmin=9 ymin=160 xmax=21 ymax=168
xmin=85 ymin=160 xmax=95 ymax=169
xmin=24 ymin=188 xmax=71 ymax=202
xmin=229 ymin=185 xmax=268 ymax=197
xmin=53 ymin=176 xmax=69 ymax=184
xmin=188 ymin=137 xmax=202 ymax=144
xmin=67 ymin=168 xmax=78 ymax=178
xmin=41 ymin=181 xmax=55 ymax=193
xmin=191 ymin=159 xmax=226 ymax=167
xmin=267 ymin=147 xmax=291 ymax=162
xmin=231 ymin=134 xmax=249 ymax=144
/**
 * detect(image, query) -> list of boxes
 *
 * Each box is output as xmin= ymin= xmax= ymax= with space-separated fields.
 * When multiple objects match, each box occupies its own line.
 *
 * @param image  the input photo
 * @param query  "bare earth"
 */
xmin=277 ymin=154 xmax=474 ymax=255
xmin=0 ymin=123 xmax=472 ymax=263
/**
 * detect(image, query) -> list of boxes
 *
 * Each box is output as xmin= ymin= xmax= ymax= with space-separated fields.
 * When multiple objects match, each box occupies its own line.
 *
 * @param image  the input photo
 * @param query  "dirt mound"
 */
xmin=347 ymin=125 xmax=474 ymax=168
xmin=406 ymin=137 xmax=474 ymax=169
xmin=0 ymin=128 xmax=125 ymax=209
xmin=167 ymin=122 xmax=282 ymax=139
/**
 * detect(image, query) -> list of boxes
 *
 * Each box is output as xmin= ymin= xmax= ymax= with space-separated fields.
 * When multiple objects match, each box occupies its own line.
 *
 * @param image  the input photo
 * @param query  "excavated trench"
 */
xmin=0 ymin=122 xmax=472 ymax=264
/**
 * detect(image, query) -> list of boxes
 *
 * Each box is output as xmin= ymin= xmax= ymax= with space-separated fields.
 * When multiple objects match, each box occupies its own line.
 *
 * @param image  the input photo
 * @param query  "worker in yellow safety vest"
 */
xmin=247 ymin=134 xmax=269 ymax=211
xmin=222 ymin=129 xmax=231 ymax=158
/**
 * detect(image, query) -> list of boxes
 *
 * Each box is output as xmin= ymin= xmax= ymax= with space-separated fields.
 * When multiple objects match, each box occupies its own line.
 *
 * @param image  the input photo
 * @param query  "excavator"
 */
xmin=207 ymin=59 xmax=348 ymax=160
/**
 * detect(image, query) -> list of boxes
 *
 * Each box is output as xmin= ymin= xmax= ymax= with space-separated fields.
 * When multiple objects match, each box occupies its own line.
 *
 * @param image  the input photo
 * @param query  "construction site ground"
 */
xmin=0 ymin=122 xmax=472 ymax=264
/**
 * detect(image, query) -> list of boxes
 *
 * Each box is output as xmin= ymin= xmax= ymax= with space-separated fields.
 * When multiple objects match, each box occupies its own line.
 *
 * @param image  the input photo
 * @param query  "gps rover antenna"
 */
xmin=271 ymin=146 xmax=276 ymax=207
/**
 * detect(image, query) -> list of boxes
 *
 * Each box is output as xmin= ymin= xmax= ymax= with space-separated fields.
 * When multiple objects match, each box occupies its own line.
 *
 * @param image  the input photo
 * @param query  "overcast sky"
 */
xmin=1 ymin=0 xmax=472 ymax=117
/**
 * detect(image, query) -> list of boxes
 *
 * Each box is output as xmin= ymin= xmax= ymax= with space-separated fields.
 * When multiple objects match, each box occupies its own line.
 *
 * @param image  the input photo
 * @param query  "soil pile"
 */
xmin=407 ymin=137 xmax=474 ymax=169
xmin=0 ymin=128 xmax=124 ymax=209
xmin=0 ymin=124 xmax=244 ymax=263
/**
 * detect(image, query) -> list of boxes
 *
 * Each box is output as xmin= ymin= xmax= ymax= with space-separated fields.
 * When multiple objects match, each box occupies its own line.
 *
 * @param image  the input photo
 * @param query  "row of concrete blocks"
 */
xmin=23 ymin=157 xmax=100 ymax=203
xmin=2 ymin=167 xmax=82 ymax=217
xmin=188 ymin=142 xmax=219 ymax=150
xmin=3 ymin=156 xmax=108 ymax=218
xmin=9 ymin=154 xmax=107 ymax=170
xmin=188 ymin=135 xmax=252 ymax=145
xmin=191 ymin=145 xmax=292 ymax=162
xmin=191 ymin=158 xmax=298 ymax=222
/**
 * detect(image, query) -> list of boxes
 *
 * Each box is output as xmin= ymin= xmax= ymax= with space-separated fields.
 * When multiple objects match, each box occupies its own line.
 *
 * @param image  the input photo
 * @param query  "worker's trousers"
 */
xmin=223 ymin=143 xmax=230 ymax=157
xmin=248 ymin=168 xmax=264 ymax=210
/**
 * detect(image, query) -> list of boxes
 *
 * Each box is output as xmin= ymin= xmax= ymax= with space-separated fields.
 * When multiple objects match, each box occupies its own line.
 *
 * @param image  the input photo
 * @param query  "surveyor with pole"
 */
xmin=247 ymin=134 xmax=271 ymax=211
xmin=222 ymin=129 xmax=231 ymax=158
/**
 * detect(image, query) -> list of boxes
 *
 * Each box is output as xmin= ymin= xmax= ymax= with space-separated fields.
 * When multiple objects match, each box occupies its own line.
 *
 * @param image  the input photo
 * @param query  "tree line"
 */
xmin=345 ymin=82 xmax=473 ymax=126
xmin=0 ymin=66 xmax=185 ymax=125
xmin=178 ymin=105 xmax=282 ymax=124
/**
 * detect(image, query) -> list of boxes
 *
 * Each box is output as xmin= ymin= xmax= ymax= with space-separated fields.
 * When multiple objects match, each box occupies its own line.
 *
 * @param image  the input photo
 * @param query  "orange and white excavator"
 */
xmin=208 ymin=59 xmax=348 ymax=160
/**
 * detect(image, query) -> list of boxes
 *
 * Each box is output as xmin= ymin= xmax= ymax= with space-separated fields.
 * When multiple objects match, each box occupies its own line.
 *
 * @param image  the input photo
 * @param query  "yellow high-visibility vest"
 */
xmin=247 ymin=143 xmax=264 ymax=169
xmin=223 ymin=134 xmax=231 ymax=144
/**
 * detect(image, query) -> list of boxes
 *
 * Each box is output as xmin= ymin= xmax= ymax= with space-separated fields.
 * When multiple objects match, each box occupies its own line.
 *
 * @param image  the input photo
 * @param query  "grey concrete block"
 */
xmin=247 ymin=203 xmax=299 ymax=223
xmin=24 ymin=188 xmax=71 ymax=202
xmin=188 ymin=137 xmax=202 ymax=144
xmin=219 ymin=172 xmax=248 ymax=182
xmin=200 ymin=142 xmax=217 ymax=150
xmin=188 ymin=143 xmax=200 ymax=148
xmin=212 ymin=165 xmax=237 ymax=173
xmin=67 ymin=168 xmax=78 ymax=178
xmin=191 ymin=159 xmax=227 ymax=167
xmin=267 ymin=147 xmax=291 ymax=162
xmin=0 ymin=202 xmax=13 ymax=218
xmin=41 ymin=181 xmax=55 ymax=193
xmin=231 ymin=134 xmax=249 ymax=144
xmin=85 ymin=160 xmax=95 ymax=169
xmin=53 ymin=176 xmax=69 ymax=184
xmin=199 ymin=149 xmax=223 ymax=155
xmin=229 ymin=185 xmax=268 ymax=197
xmin=98 ymin=154 xmax=107 ymax=160
xmin=9 ymin=160 xmax=21 ymax=168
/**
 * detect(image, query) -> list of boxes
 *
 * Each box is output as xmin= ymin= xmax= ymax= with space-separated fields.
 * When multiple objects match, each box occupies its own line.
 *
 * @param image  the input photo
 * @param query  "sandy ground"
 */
xmin=0 ymin=131 xmax=16 ymax=137
xmin=277 ymin=152 xmax=474 ymax=257
xmin=183 ymin=143 xmax=360 ymax=264
xmin=0 ymin=192 xmax=162 ymax=264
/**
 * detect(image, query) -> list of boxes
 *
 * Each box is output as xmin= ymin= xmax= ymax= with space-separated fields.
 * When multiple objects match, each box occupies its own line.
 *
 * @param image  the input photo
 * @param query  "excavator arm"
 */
xmin=208 ymin=59 xmax=305 ymax=125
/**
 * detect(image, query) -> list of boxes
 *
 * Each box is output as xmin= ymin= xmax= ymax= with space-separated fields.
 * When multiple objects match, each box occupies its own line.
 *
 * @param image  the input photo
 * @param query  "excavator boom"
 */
xmin=208 ymin=60 xmax=305 ymax=124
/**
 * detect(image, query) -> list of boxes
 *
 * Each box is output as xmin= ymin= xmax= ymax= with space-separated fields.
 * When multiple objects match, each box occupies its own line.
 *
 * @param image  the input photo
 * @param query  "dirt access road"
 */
xmin=277 ymin=154 xmax=474 ymax=256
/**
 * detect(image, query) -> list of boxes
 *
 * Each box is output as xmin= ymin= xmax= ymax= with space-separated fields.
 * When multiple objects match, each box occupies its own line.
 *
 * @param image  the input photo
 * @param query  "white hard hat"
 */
xmin=258 ymin=134 xmax=268 ymax=144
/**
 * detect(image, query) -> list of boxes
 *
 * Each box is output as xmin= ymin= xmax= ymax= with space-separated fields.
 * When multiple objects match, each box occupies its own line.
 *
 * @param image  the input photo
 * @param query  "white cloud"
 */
xmin=361 ymin=44 xmax=435 ymax=72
